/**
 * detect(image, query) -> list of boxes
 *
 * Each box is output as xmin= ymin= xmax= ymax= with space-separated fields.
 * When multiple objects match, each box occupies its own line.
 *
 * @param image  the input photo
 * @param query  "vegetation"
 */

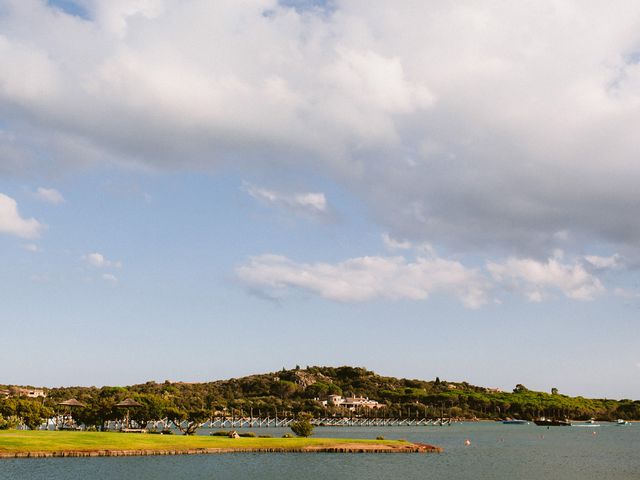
xmin=1 ymin=366 xmax=639 ymax=433
xmin=0 ymin=430 xmax=406 ymax=455
xmin=290 ymin=413 xmax=314 ymax=437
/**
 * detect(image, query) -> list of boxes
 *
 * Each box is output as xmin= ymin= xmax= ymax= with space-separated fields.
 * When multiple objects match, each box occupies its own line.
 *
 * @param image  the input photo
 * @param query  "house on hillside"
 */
xmin=15 ymin=388 xmax=46 ymax=398
xmin=321 ymin=394 xmax=384 ymax=411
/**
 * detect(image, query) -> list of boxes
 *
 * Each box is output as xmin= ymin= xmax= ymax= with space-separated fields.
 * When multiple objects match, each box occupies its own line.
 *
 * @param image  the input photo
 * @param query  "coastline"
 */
xmin=0 ymin=431 xmax=442 ymax=458
xmin=0 ymin=443 xmax=442 ymax=459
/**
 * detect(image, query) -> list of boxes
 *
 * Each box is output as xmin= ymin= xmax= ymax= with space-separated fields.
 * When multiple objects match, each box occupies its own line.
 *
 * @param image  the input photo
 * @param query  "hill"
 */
xmin=2 ymin=366 xmax=639 ymax=430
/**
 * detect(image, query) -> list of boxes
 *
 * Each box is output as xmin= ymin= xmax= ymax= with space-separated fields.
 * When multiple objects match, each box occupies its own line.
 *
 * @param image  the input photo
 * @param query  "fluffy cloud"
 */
xmin=382 ymin=233 xmax=412 ymax=251
xmin=83 ymin=252 xmax=122 ymax=269
xmin=244 ymin=183 xmax=327 ymax=217
xmin=0 ymin=193 xmax=43 ymax=238
xmin=2 ymin=1 xmax=640 ymax=257
xmin=35 ymin=187 xmax=64 ymax=204
xmin=584 ymin=254 xmax=622 ymax=270
xmin=236 ymin=253 xmax=490 ymax=308
xmin=487 ymin=256 xmax=604 ymax=302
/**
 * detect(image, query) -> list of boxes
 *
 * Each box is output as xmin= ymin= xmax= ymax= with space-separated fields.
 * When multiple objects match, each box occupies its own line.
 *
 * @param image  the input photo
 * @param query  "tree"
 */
xmin=290 ymin=412 xmax=314 ymax=437
xmin=551 ymin=387 xmax=558 ymax=395
xmin=166 ymin=406 xmax=209 ymax=435
xmin=15 ymin=399 xmax=53 ymax=430
xmin=513 ymin=384 xmax=529 ymax=393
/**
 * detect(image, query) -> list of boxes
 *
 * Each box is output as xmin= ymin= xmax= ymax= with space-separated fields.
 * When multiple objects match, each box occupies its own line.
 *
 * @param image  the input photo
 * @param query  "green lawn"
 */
xmin=0 ymin=430 xmax=408 ymax=454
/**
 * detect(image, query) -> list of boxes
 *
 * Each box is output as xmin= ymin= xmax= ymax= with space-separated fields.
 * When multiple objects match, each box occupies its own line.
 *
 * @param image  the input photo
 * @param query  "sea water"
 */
xmin=1 ymin=423 xmax=638 ymax=480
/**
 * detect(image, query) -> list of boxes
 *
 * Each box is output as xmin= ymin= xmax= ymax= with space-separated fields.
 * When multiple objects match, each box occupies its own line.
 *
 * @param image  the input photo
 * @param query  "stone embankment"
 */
xmin=0 ymin=443 xmax=442 ymax=458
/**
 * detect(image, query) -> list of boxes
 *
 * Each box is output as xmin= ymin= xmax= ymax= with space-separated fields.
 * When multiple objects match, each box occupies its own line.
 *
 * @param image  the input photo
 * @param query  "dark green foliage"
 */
xmin=1 ymin=366 xmax=638 ymax=430
xmin=0 ymin=414 xmax=19 ymax=430
xmin=0 ymin=398 xmax=53 ymax=430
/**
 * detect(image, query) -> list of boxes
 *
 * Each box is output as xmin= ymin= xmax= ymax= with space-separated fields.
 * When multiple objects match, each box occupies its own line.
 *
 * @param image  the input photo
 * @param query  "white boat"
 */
xmin=502 ymin=419 xmax=529 ymax=425
xmin=617 ymin=419 xmax=631 ymax=425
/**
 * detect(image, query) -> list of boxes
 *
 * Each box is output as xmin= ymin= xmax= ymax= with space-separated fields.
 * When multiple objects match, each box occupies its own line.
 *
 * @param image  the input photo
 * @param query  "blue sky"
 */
xmin=1 ymin=0 xmax=639 ymax=399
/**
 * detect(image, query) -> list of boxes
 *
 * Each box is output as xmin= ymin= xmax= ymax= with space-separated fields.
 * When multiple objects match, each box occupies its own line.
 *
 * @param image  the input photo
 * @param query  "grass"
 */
xmin=0 ymin=430 xmax=409 ymax=454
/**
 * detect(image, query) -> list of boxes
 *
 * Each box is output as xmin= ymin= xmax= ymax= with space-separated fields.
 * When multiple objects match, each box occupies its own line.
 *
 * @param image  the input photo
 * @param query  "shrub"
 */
xmin=290 ymin=413 xmax=314 ymax=437
xmin=258 ymin=434 xmax=272 ymax=438
xmin=282 ymin=433 xmax=292 ymax=438
xmin=239 ymin=432 xmax=256 ymax=437
xmin=0 ymin=415 xmax=19 ymax=430
xmin=211 ymin=430 xmax=229 ymax=436
xmin=376 ymin=436 xmax=385 ymax=440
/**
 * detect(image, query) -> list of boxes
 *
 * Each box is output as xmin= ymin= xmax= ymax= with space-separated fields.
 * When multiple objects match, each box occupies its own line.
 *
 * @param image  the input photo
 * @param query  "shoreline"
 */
xmin=0 ymin=431 xmax=442 ymax=458
xmin=0 ymin=443 xmax=443 ymax=459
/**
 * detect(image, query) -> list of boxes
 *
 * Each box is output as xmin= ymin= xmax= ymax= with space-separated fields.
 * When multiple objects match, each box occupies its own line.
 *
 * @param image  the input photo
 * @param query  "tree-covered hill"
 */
xmin=2 ymin=366 xmax=639 ymax=430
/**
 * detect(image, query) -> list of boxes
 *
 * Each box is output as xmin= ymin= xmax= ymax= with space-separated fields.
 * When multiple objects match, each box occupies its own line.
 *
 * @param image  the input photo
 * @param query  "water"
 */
xmin=1 ymin=423 xmax=638 ymax=479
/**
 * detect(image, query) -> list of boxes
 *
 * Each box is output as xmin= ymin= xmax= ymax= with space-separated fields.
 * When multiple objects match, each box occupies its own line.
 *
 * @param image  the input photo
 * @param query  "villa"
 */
xmin=321 ymin=394 xmax=384 ymax=410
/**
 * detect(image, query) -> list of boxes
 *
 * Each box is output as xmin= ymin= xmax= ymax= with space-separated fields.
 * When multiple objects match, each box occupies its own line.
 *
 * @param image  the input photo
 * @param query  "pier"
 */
xmin=139 ymin=417 xmax=453 ymax=430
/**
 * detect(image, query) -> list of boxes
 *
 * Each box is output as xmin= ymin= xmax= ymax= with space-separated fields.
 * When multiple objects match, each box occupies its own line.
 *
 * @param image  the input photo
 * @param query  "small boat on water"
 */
xmin=502 ymin=419 xmax=529 ymax=425
xmin=573 ymin=418 xmax=600 ymax=427
xmin=534 ymin=417 xmax=571 ymax=427
xmin=617 ymin=419 xmax=631 ymax=425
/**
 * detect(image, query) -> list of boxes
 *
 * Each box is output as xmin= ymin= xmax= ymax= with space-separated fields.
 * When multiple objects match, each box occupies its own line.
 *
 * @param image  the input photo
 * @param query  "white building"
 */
xmin=321 ymin=394 xmax=384 ymax=411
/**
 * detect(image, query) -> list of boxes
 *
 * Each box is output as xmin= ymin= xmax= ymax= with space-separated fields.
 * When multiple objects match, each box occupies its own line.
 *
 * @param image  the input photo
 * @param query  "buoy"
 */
xmin=464 ymin=439 xmax=471 ymax=446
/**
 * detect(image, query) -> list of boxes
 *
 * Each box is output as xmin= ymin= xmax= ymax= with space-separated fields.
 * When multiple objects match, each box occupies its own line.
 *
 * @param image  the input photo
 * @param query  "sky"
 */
xmin=0 ymin=0 xmax=639 ymax=399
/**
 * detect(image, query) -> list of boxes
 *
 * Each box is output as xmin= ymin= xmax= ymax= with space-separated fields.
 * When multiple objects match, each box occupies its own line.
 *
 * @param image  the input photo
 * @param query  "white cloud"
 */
xmin=487 ymin=256 xmax=604 ymax=302
xmin=83 ymin=252 xmax=122 ymax=269
xmin=245 ymin=183 xmax=328 ymax=216
xmin=382 ymin=233 xmax=412 ymax=250
xmin=22 ymin=243 xmax=40 ymax=252
xmin=35 ymin=187 xmax=64 ymax=205
xmin=584 ymin=254 xmax=622 ymax=270
xmin=0 ymin=193 xmax=43 ymax=239
xmin=102 ymin=273 xmax=118 ymax=284
xmin=2 ymin=1 xmax=640 ymax=258
xmin=236 ymin=253 xmax=490 ymax=309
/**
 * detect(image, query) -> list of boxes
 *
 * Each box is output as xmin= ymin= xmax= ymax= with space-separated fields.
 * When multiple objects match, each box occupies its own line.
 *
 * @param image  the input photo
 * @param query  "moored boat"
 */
xmin=534 ymin=417 xmax=571 ymax=427
xmin=502 ymin=419 xmax=529 ymax=425
xmin=616 ymin=419 xmax=631 ymax=425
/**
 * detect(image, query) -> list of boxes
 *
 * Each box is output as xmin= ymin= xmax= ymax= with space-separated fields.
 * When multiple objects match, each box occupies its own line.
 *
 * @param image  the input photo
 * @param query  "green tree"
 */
xmin=166 ymin=406 xmax=209 ymax=435
xmin=16 ymin=399 xmax=53 ymax=430
xmin=290 ymin=412 xmax=314 ymax=437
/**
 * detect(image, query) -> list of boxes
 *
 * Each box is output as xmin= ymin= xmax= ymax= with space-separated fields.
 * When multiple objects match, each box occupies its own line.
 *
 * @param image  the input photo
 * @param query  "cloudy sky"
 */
xmin=1 ymin=0 xmax=639 ymax=398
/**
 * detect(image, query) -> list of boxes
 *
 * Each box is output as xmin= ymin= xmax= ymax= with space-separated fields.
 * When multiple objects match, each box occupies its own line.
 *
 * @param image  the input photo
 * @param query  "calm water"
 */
xmin=1 ymin=423 xmax=639 ymax=479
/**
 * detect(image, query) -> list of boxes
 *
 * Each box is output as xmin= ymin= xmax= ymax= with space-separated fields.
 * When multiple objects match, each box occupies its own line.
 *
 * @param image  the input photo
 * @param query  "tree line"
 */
xmin=2 ymin=366 xmax=639 ymax=431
